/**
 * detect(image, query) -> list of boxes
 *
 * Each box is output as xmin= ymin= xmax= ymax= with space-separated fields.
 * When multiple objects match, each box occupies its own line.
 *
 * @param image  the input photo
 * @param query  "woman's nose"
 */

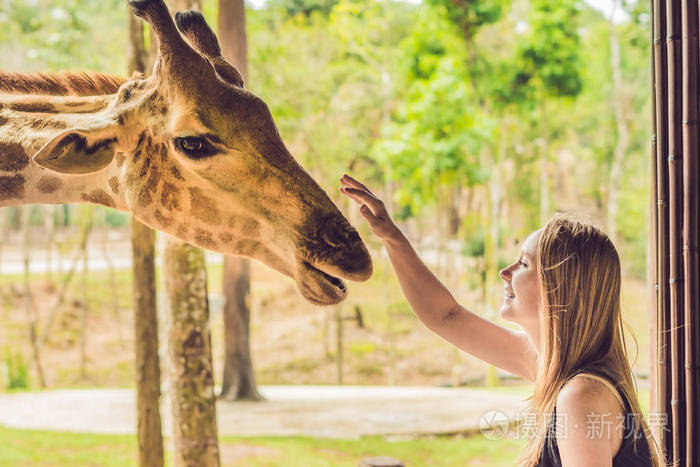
xmin=499 ymin=267 xmax=511 ymax=281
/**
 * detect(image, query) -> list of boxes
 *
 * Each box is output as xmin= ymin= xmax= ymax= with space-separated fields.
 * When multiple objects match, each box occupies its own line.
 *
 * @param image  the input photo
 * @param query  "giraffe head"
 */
xmin=30 ymin=0 xmax=372 ymax=305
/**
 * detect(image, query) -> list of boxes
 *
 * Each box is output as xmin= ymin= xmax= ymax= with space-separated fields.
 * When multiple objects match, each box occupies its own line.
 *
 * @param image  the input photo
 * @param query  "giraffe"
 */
xmin=0 ymin=0 xmax=372 ymax=306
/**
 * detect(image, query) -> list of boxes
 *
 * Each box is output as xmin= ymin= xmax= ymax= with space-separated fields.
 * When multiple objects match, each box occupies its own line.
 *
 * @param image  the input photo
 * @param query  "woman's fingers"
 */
xmin=340 ymin=187 xmax=385 ymax=216
xmin=359 ymin=204 xmax=377 ymax=221
xmin=340 ymin=174 xmax=374 ymax=196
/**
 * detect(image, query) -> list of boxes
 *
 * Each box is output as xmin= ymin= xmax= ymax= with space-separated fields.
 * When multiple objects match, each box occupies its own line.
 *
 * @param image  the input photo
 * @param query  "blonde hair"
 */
xmin=517 ymin=213 xmax=663 ymax=466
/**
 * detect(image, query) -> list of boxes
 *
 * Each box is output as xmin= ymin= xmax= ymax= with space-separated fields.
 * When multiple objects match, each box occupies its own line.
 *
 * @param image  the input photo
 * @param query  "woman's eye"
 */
xmin=519 ymin=260 xmax=527 ymax=267
xmin=173 ymin=136 xmax=217 ymax=159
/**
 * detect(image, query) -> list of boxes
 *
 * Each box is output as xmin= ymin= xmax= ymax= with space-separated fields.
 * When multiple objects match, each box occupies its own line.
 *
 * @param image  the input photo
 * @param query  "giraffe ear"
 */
xmin=32 ymin=129 xmax=118 ymax=175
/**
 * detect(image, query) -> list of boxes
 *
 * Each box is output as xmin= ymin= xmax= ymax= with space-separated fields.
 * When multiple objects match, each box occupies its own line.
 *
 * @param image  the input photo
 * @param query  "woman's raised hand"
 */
xmin=339 ymin=174 xmax=401 ymax=242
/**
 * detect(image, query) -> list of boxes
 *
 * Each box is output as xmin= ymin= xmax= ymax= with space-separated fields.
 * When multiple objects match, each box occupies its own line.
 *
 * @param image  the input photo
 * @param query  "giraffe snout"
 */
xmin=310 ymin=214 xmax=373 ymax=282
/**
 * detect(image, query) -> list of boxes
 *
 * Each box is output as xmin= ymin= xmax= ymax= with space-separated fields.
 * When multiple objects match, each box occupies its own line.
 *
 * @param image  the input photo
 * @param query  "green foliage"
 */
xmin=4 ymin=349 xmax=29 ymax=390
xmin=267 ymin=0 xmax=340 ymax=18
xmin=425 ymin=0 xmax=508 ymax=41
xmin=371 ymin=5 xmax=487 ymax=215
xmin=512 ymin=0 xmax=583 ymax=101
xmin=0 ymin=0 xmax=127 ymax=73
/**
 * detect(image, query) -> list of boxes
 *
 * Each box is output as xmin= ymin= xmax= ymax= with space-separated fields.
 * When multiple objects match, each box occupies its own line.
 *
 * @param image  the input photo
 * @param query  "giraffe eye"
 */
xmin=173 ymin=136 xmax=217 ymax=159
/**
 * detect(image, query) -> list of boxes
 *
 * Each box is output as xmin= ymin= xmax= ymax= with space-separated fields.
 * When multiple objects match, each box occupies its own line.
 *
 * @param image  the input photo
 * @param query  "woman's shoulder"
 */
xmin=557 ymin=372 xmax=625 ymax=414
xmin=557 ymin=374 xmax=625 ymax=422
xmin=554 ymin=373 xmax=626 ymax=461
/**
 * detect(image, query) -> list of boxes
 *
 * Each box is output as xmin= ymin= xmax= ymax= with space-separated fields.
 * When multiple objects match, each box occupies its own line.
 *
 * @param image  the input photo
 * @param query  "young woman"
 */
xmin=339 ymin=174 xmax=662 ymax=466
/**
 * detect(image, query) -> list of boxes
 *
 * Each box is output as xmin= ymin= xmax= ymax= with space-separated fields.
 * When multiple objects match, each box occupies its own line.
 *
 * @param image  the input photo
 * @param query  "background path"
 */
xmin=0 ymin=385 xmax=528 ymax=438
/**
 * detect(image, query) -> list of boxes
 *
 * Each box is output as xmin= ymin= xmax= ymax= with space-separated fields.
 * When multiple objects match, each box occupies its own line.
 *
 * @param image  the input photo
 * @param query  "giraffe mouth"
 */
xmin=298 ymin=261 xmax=347 ymax=306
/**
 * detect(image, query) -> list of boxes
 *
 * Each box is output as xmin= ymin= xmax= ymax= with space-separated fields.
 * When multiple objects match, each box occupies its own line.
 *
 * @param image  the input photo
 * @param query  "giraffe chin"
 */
xmin=297 ymin=261 xmax=348 ymax=306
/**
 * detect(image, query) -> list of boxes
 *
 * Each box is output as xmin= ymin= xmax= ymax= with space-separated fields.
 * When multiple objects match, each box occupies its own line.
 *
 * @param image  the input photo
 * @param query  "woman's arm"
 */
xmin=340 ymin=175 xmax=537 ymax=381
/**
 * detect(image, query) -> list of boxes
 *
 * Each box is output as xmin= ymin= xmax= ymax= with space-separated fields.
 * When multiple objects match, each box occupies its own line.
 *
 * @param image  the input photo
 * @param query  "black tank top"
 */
xmin=536 ymin=373 xmax=653 ymax=466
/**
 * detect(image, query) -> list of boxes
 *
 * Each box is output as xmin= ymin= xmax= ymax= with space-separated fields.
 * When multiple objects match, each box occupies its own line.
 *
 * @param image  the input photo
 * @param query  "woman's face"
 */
xmin=499 ymin=229 xmax=542 ymax=327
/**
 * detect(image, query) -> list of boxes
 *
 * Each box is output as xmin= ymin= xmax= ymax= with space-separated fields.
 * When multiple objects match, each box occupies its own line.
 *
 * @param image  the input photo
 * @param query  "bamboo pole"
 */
xmin=653 ymin=0 xmax=672 ymax=460
xmin=681 ymin=0 xmax=700 ymax=460
xmin=665 ymin=1 xmax=686 ymax=464
xmin=648 ymin=0 xmax=659 ymax=442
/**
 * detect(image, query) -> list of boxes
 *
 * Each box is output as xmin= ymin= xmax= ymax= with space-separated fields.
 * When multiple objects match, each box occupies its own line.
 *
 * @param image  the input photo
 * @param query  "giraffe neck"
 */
xmin=0 ymin=93 xmax=127 ymax=211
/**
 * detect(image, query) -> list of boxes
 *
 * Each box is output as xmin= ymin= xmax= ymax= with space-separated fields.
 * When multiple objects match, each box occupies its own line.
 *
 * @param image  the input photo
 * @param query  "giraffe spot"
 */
xmin=160 ymin=144 xmax=168 ymax=162
xmin=218 ymin=232 xmax=234 ymax=244
xmin=0 ymin=115 xmax=7 ymax=126
xmin=10 ymin=102 xmax=58 ymax=113
xmin=30 ymin=119 xmax=46 ymax=130
xmin=227 ymin=216 xmax=237 ymax=229
xmin=132 ymin=132 xmax=146 ymax=162
xmin=109 ymin=176 xmax=120 ymax=194
xmin=160 ymin=182 xmax=180 ymax=211
xmin=138 ymin=151 xmax=152 ymax=178
xmin=29 ymin=118 xmax=68 ymax=130
xmin=116 ymin=153 xmax=126 ymax=168
xmin=153 ymin=209 xmax=173 ymax=228
xmin=63 ymin=100 xmax=90 ymax=107
xmin=234 ymin=239 xmax=257 ymax=254
xmin=194 ymin=229 xmax=217 ymax=250
xmin=125 ymin=170 xmax=138 ymax=191
xmin=189 ymin=187 xmax=222 ymax=226
xmin=170 ymin=165 xmax=184 ymax=181
xmin=36 ymin=175 xmax=63 ymax=194
xmin=0 ymin=174 xmax=25 ymax=200
xmin=137 ymin=168 xmax=161 ymax=208
xmin=137 ymin=190 xmax=151 ymax=207
xmin=242 ymin=219 xmax=261 ymax=238
xmin=176 ymin=224 xmax=189 ymax=239
xmin=119 ymin=87 xmax=132 ymax=103
xmin=82 ymin=189 xmax=116 ymax=208
xmin=0 ymin=141 xmax=29 ymax=172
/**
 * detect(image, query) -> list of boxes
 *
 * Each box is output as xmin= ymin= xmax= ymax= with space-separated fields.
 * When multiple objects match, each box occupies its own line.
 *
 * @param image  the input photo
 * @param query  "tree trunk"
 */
xmin=164 ymin=238 xmax=220 ymax=467
xmin=217 ymin=0 xmax=263 ymax=401
xmin=43 ymin=205 xmax=56 ymax=283
xmin=101 ymin=210 xmax=124 ymax=348
xmin=21 ymin=206 xmax=46 ymax=388
xmin=128 ymin=10 xmax=164 ymax=467
xmin=220 ymin=256 xmax=262 ymax=400
xmin=132 ymin=220 xmax=164 ymax=467
xmin=79 ymin=206 xmax=93 ymax=380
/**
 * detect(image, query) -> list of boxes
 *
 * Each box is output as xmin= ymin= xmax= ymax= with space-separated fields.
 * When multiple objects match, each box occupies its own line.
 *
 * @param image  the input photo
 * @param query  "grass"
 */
xmin=0 ymin=426 xmax=526 ymax=467
xmin=0 ymin=385 xmax=652 ymax=466
xmin=0 ymin=426 xmax=137 ymax=467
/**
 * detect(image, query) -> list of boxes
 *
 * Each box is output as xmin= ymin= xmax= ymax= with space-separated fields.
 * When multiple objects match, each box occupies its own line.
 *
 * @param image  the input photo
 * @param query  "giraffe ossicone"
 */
xmin=0 ymin=0 xmax=372 ymax=305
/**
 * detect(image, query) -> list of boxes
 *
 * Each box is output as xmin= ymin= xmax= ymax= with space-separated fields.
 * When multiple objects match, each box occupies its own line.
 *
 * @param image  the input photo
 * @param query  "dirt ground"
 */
xmin=0 ymin=229 xmax=498 ymax=391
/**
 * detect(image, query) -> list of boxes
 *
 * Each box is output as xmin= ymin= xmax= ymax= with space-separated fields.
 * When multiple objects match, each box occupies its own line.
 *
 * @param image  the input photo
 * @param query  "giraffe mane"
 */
xmin=0 ymin=71 xmax=127 ymax=96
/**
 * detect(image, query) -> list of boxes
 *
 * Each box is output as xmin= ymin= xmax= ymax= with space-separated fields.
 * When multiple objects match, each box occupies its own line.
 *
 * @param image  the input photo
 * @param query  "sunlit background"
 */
xmin=0 ymin=0 xmax=652 ymax=465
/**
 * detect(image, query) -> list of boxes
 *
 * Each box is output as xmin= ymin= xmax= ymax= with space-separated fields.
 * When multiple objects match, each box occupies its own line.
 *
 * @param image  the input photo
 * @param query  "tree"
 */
xmin=216 ymin=0 xmax=264 ymax=402
xmin=512 ymin=0 xmax=583 ymax=222
xmin=127 ymin=9 xmax=165 ymax=467
xmin=164 ymin=239 xmax=220 ymax=467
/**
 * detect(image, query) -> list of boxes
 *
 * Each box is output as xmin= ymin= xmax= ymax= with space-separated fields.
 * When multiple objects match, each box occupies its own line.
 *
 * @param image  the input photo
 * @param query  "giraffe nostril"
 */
xmin=323 ymin=217 xmax=361 ymax=250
